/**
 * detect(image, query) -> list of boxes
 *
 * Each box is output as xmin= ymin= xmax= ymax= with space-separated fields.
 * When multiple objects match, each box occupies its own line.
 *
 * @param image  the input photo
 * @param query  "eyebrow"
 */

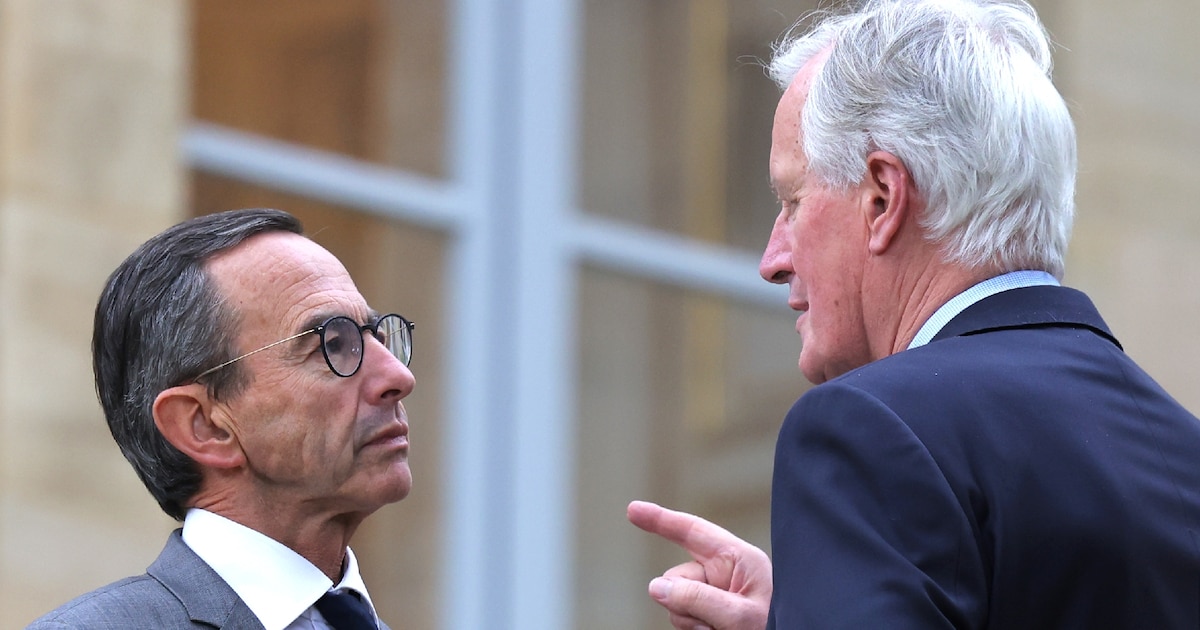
xmin=281 ymin=318 xmax=325 ymax=354
xmin=296 ymin=314 xmax=330 ymax=335
xmin=296 ymin=308 xmax=382 ymax=335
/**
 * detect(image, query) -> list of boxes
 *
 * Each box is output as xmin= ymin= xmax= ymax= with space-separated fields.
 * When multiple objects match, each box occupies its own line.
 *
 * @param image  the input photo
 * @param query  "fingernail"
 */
xmin=649 ymin=577 xmax=672 ymax=601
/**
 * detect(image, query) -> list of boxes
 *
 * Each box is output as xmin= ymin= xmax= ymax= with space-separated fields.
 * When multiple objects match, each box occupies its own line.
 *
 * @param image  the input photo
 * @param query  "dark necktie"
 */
xmin=314 ymin=589 xmax=377 ymax=630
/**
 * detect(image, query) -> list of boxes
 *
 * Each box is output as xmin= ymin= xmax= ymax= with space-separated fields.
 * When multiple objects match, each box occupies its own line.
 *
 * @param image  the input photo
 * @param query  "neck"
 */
xmin=191 ymin=483 xmax=365 ymax=581
xmin=864 ymin=252 xmax=995 ymax=360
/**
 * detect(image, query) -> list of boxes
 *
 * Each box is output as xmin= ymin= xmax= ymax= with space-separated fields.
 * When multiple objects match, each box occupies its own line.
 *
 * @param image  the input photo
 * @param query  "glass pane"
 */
xmin=573 ymin=267 xmax=806 ymax=630
xmin=192 ymin=0 xmax=447 ymax=178
xmin=581 ymin=0 xmax=817 ymax=251
xmin=190 ymin=173 xmax=448 ymax=629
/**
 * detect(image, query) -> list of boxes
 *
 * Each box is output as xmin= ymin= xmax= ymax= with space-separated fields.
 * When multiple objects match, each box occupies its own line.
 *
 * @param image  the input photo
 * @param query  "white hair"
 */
xmin=769 ymin=0 xmax=1076 ymax=278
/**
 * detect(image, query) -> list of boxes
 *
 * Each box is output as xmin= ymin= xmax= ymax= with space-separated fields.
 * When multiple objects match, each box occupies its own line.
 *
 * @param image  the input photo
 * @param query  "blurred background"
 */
xmin=1 ymin=0 xmax=1197 ymax=628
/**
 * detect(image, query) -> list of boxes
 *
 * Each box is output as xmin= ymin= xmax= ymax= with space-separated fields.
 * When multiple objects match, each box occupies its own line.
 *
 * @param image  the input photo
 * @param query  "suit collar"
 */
xmin=929 ymin=285 xmax=1122 ymax=350
xmin=147 ymin=529 xmax=265 ymax=629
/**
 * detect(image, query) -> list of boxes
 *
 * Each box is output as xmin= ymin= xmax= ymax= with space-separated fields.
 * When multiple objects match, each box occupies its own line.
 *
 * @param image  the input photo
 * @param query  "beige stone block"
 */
xmin=0 ymin=199 xmax=181 ymax=625
xmin=1 ymin=0 xmax=185 ymax=220
xmin=0 ymin=0 xmax=186 ymax=623
xmin=0 ymin=199 xmax=176 ymax=511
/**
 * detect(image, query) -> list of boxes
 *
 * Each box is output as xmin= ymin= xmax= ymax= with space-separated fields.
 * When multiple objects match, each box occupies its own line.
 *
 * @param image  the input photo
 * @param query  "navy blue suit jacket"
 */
xmin=767 ymin=286 xmax=1200 ymax=629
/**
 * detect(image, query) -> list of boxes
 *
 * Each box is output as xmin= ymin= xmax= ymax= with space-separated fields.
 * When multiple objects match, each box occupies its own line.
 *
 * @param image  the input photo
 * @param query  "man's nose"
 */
xmin=759 ymin=218 xmax=792 ymax=284
xmin=363 ymin=334 xmax=416 ymax=401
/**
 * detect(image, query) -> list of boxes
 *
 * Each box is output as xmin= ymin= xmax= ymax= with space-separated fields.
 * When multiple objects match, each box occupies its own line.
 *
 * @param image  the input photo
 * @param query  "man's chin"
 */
xmin=385 ymin=467 xmax=413 ymax=502
xmin=799 ymin=351 xmax=827 ymax=385
xmin=365 ymin=465 xmax=412 ymax=506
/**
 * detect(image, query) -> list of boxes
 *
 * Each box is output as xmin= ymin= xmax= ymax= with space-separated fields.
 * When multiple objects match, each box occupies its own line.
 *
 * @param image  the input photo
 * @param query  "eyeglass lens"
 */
xmin=378 ymin=314 xmax=413 ymax=366
xmin=320 ymin=314 xmax=412 ymax=377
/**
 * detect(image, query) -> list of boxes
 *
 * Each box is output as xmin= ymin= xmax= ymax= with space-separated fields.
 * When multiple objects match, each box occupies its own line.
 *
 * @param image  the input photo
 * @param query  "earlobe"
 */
xmin=153 ymin=385 xmax=245 ymax=469
xmin=863 ymin=151 xmax=912 ymax=256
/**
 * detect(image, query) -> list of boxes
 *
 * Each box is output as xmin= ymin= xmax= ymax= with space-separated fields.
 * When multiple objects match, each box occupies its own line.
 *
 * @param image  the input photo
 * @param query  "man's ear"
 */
xmin=861 ymin=150 xmax=913 ymax=256
xmin=153 ymin=385 xmax=245 ymax=470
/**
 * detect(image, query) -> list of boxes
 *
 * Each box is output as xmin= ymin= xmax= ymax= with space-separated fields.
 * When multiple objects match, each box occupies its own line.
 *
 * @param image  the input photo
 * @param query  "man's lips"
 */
xmin=787 ymin=280 xmax=807 ymax=312
xmin=789 ymin=299 xmax=809 ymax=335
xmin=364 ymin=422 xmax=409 ymax=450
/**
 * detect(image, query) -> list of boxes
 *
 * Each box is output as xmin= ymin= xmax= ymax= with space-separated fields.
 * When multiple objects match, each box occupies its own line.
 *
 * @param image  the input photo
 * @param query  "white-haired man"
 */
xmin=630 ymin=1 xmax=1200 ymax=628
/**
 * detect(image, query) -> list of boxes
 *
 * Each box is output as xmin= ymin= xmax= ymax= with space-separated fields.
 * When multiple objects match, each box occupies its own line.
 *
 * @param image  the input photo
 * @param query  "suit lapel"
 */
xmin=147 ymin=529 xmax=265 ymax=629
xmin=930 ymin=285 xmax=1122 ymax=349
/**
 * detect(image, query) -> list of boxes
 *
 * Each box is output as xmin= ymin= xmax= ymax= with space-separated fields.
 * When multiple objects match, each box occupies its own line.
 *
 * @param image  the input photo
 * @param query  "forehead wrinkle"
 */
xmin=211 ymin=232 xmax=367 ymax=344
xmin=275 ymin=269 xmax=367 ymax=336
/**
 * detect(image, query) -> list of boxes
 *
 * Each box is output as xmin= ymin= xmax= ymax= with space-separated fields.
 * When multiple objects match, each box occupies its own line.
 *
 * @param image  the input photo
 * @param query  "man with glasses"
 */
xmin=30 ymin=208 xmax=413 ymax=630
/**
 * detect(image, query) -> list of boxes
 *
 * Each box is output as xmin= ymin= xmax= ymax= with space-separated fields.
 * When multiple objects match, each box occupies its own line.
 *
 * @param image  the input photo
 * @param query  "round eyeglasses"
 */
xmin=193 ymin=313 xmax=414 ymax=381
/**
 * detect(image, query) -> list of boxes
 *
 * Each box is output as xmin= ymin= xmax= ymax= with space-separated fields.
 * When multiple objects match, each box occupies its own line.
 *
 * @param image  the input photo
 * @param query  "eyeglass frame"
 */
xmin=191 ymin=313 xmax=414 ymax=383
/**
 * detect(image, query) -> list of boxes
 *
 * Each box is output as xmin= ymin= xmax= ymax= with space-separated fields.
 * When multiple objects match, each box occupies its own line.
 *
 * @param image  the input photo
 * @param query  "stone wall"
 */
xmin=0 ymin=0 xmax=185 ymax=626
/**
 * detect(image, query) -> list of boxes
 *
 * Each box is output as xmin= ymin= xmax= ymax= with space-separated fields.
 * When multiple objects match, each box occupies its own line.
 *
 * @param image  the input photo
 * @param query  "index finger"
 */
xmin=627 ymin=500 xmax=739 ymax=562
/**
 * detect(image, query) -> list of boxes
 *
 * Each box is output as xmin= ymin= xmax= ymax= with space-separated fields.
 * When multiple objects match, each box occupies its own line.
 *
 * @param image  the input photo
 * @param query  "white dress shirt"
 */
xmin=906 ymin=270 xmax=1060 ymax=350
xmin=182 ymin=508 xmax=381 ymax=630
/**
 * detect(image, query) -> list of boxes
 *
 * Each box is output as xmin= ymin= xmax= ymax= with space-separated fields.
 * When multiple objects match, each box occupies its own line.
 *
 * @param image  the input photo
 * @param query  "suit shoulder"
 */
xmin=824 ymin=325 xmax=1104 ymax=398
xmin=27 ymin=574 xmax=191 ymax=629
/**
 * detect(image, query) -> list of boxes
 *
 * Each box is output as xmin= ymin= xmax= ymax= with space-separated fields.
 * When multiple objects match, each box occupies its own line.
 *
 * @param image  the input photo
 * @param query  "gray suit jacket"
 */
xmin=27 ymin=529 xmax=264 ymax=629
xmin=29 ymin=529 xmax=393 ymax=629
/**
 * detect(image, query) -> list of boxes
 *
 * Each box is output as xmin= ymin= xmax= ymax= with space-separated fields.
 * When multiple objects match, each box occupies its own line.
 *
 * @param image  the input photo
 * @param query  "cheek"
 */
xmin=245 ymin=383 xmax=359 ymax=472
xmin=294 ymin=392 xmax=358 ymax=454
xmin=800 ymin=267 xmax=865 ymax=353
xmin=786 ymin=211 xmax=830 ymax=276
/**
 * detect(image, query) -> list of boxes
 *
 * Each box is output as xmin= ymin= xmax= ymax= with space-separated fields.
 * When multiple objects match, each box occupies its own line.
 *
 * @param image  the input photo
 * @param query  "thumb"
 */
xmin=650 ymin=577 xmax=739 ymax=630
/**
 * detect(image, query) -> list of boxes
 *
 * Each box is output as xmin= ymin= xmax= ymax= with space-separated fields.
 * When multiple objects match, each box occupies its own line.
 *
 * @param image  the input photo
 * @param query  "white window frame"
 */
xmin=183 ymin=0 xmax=785 ymax=627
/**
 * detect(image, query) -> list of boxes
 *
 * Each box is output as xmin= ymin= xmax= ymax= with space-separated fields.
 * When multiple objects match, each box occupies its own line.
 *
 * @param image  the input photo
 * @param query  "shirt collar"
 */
xmin=182 ymin=508 xmax=378 ymax=630
xmin=907 ymin=270 xmax=1060 ymax=350
xmin=332 ymin=541 xmax=378 ymax=624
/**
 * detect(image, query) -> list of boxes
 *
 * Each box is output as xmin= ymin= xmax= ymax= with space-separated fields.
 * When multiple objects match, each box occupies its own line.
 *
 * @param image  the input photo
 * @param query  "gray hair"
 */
xmin=769 ymin=0 xmax=1076 ymax=278
xmin=92 ymin=208 xmax=304 ymax=520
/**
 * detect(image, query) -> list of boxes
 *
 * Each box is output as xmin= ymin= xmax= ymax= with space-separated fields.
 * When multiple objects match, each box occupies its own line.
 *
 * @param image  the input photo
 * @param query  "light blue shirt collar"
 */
xmin=907 ymin=270 xmax=1059 ymax=350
